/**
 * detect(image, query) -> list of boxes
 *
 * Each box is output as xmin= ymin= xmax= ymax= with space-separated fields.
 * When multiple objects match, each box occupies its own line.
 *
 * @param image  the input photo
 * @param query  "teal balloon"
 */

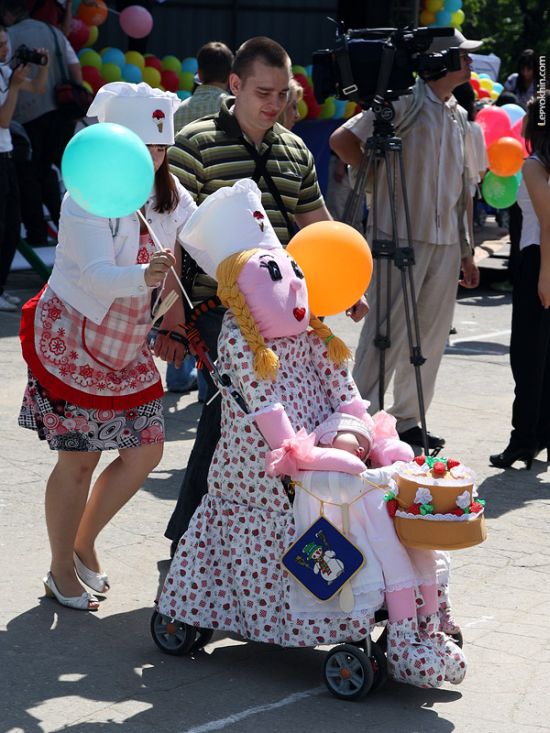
xmin=501 ymin=103 xmax=526 ymax=126
xmin=478 ymin=73 xmax=491 ymax=79
xmin=435 ymin=9 xmax=452 ymax=25
xmin=122 ymin=63 xmax=142 ymax=83
xmin=181 ymin=56 xmax=198 ymax=73
xmin=444 ymin=0 xmax=462 ymax=11
xmin=61 ymin=123 xmax=154 ymax=218
xmin=177 ymin=90 xmax=191 ymax=100
xmin=101 ymin=47 xmax=126 ymax=67
xmin=492 ymin=81 xmax=503 ymax=94
xmin=72 ymin=0 xmax=81 ymax=14
xmin=482 ymin=171 xmax=520 ymax=209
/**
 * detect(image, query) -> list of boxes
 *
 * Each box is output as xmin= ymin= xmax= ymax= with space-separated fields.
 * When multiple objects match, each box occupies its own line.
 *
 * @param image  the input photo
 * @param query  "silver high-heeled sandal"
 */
xmin=43 ymin=571 xmax=99 ymax=611
xmin=73 ymin=552 xmax=110 ymax=593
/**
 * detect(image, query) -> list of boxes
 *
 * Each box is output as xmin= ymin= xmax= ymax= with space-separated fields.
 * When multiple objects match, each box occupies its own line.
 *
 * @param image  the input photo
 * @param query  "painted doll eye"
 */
xmin=260 ymin=259 xmax=283 ymax=281
xmin=291 ymin=260 xmax=304 ymax=279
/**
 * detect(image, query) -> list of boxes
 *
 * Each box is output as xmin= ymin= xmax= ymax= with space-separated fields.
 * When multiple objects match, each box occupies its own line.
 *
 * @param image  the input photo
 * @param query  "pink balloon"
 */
xmin=511 ymin=118 xmax=529 ymax=157
xmin=119 ymin=5 xmax=153 ymax=39
xmin=476 ymin=106 xmax=512 ymax=148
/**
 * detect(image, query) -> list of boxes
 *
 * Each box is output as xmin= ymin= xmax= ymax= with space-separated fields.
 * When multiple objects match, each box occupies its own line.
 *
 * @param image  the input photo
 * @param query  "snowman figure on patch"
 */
xmin=303 ymin=541 xmax=344 ymax=584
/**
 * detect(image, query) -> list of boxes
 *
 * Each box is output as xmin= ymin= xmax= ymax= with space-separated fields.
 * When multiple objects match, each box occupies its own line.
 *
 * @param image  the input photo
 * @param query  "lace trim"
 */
xmin=395 ymin=508 xmax=484 ymax=522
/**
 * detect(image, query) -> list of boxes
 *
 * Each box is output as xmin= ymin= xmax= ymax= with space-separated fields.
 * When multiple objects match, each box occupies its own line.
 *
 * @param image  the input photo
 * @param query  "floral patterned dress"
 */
xmin=158 ymin=312 xmax=386 ymax=646
xmin=18 ymin=233 xmax=165 ymax=451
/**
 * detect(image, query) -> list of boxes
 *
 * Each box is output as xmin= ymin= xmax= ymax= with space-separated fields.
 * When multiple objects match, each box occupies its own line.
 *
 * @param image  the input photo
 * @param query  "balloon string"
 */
xmin=136 ymin=209 xmax=194 ymax=310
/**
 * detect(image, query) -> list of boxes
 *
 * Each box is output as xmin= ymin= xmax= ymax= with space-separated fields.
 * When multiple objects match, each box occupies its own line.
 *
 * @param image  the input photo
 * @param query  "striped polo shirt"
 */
xmin=168 ymin=98 xmax=324 ymax=247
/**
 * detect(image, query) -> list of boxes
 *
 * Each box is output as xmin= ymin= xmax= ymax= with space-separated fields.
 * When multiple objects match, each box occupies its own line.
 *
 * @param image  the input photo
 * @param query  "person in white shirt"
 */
xmin=330 ymin=29 xmax=481 ymax=451
xmin=18 ymin=82 xmax=198 ymax=612
xmin=0 ymin=23 xmax=47 ymax=311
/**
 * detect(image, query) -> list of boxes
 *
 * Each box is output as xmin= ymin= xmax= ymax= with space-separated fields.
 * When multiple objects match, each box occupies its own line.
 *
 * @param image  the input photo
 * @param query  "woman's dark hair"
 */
xmin=153 ymin=153 xmax=179 ymax=213
xmin=524 ymin=90 xmax=550 ymax=174
xmin=495 ymin=90 xmax=518 ymax=107
xmin=515 ymin=49 xmax=536 ymax=94
xmin=453 ymin=82 xmax=476 ymax=121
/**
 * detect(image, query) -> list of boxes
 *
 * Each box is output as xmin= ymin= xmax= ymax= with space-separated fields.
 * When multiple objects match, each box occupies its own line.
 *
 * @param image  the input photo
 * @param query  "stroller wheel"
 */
xmin=190 ymin=627 xmax=214 ymax=653
xmin=323 ymin=644 xmax=374 ymax=701
xmin=366 ymin=640 xmax=388 ymax=692
xmin=150 ymin=610 xmax=197 ymax=656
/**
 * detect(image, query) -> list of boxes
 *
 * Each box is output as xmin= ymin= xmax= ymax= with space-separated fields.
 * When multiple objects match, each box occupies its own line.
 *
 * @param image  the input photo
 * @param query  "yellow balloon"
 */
xmin=297 ymin=98 xmax=308 ymax=121
xmin=82 ymin=80 xmax=93 ymax=94
xmin=419 ymin=10 xmax=436 ymax=25
xmin=490 ymin=89 xmax=499 ymax=100
xmin=142 ymin=66 xmax=161 ymax=87
xmin=83 ymin=24 xmax=98 ymax=48
xmin=470 ymin=71 xmax=479 ymax=79
xmin=344 ymin=101 xmax=357 ymax=119
xmin=287 ymin=222 xmax=373 ymax=317
xmin=451 ymin=9 xmax=465 ymax=26
xmin=125 ymin=50 xmax=145 ymax=69
xmin=425 ymin=0 xmax=443 ymax=12
xmin=480 ymin=78 xmax=493 ymax=91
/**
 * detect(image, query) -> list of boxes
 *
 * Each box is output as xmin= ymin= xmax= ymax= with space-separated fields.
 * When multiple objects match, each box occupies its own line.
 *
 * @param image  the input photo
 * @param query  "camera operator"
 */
xmin=1 ymin=0 xmax=81 ymax=246
xmin=330 ymin=29 xmax=482 ymax=450
xmin=0 ymin=23 xmax=47 ymax=311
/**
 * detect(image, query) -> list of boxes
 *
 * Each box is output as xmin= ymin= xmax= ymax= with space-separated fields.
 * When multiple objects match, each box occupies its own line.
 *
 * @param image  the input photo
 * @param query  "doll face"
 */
xmin=331 ymin=430 xmax=372 ymax=463
xmin=237 ymin=248 xmax=310 ymax=339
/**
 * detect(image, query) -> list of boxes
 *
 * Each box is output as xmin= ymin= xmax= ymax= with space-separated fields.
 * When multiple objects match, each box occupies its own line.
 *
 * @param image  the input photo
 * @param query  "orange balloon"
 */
xmin=77 ymin=0 xmax=108 ymax=27
xmin=286 ymin=221 xmax=372 ymax=316
xmin=487 ymin=136 xmax=524 ymax=177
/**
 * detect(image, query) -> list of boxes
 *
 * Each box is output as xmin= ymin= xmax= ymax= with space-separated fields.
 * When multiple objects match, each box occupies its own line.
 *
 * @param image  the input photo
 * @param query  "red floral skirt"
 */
xmin=18 ymin=370 xmax=165 ymax=452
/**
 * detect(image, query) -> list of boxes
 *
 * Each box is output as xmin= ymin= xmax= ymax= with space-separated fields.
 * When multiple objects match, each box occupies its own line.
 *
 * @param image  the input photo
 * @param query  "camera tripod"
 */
xmin=343 ymin=101 xmax=442 ymax=457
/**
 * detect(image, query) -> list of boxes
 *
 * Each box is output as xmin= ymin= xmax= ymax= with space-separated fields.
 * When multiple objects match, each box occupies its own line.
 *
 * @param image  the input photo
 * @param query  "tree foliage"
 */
xmin=462 ymin=0 xmax=550 ymax=81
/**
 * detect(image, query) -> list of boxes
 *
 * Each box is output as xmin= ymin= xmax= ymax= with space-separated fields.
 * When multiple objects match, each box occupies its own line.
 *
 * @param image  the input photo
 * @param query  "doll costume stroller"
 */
xmin=152 ymin=180 xmax=464 ymax=698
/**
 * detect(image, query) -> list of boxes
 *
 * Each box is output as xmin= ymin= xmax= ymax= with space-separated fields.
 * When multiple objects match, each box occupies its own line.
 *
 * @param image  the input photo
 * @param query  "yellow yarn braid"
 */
xmin=216 ymin=249 xmax=279 ymax=381
xmin=309 ymin=314 xmax=352 ymax=365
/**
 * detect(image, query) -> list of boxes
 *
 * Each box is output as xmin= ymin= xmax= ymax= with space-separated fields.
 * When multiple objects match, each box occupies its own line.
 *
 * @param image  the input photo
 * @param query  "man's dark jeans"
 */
xmin=165 ymin=306 xmax=226 ymax=542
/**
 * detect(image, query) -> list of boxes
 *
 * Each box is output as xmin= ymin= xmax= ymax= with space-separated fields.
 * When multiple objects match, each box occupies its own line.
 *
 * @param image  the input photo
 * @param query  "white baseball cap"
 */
xmin=430 ymin=29 xmax=483 ymax=54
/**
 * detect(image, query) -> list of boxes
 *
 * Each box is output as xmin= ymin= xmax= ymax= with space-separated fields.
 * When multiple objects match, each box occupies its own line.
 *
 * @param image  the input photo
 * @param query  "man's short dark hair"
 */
xmin=197 ymin=41 xmax=234 ymax=85
xmin=232 ymin=36 xmax=290 ymax=81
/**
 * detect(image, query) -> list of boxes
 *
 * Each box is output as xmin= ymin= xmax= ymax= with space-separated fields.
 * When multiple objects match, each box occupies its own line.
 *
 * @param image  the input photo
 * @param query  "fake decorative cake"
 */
xmin=384 ymin=456 xmax=487 ymax=551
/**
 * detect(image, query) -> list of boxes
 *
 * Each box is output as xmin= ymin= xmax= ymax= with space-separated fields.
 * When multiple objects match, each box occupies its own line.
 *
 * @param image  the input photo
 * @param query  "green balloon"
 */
xmin=162 ymin=55 xmax=181 ymax=73
xmin=101 ymin=62 xmax=122 ymax=83
xmin=482 ymin=171 xmax=520 ymax=209
xmin=79 ymin=49 xmax=102 ymax=70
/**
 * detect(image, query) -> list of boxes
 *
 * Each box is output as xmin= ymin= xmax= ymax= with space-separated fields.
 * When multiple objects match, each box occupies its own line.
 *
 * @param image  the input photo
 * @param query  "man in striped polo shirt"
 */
xmin=163 ymin=36 xmax=368 ymax=551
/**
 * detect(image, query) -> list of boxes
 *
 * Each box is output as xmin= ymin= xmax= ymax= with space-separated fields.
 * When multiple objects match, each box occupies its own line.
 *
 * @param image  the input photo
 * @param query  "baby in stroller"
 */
xmin=156 ymin=179 xmax=465 ymax=693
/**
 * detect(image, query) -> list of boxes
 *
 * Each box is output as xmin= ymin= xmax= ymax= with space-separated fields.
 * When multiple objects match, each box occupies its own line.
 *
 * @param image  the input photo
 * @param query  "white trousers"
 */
xmin=352 ymin=241 xmax=461 ymax=433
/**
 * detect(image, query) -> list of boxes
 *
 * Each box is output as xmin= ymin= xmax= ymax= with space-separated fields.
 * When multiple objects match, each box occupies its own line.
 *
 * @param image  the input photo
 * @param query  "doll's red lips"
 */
xmin=293 ymin=308 xmax=306 ymax=321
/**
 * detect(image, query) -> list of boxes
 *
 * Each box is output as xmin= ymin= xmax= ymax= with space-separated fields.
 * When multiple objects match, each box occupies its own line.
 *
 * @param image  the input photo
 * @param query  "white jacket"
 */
xmin=48 ymin=176 xmax=197 ymax=324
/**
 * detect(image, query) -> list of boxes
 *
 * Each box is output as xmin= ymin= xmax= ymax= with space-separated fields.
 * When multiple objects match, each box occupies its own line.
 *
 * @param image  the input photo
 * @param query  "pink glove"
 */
xmin=369 ymin=411 xmax=413 ymax=467
xmin=266 ymin=434 xmax=366 ymax=477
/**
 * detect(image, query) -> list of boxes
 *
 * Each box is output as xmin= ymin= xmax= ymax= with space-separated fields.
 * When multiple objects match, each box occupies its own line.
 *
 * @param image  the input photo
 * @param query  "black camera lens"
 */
xmin=14 ymin=44 xmax=48 ymax=66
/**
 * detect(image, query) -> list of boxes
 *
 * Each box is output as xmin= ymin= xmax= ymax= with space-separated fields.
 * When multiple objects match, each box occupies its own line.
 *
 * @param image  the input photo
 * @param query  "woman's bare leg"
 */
xmin=46 ymin=450 xmax=101 ymax=600
xmin=74 ymin=443 xmax=163 ymax=572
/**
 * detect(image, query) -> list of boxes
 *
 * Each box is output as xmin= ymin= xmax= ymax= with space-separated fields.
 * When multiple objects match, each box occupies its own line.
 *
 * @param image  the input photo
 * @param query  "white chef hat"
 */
xmin=179 ymin=179 xmax=282 ymax=279
xmin=87 ymin=82 xmax=180 ymax=145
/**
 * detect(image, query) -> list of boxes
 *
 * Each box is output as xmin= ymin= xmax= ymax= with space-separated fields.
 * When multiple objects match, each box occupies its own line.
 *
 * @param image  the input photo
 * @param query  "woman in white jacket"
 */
xmin=18 ymin=83 xmax=197 ymax=611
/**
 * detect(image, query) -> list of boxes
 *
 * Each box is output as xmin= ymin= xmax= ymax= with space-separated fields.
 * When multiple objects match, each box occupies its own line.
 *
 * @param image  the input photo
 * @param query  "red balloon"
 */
xmin=68 ymin=18 xmax=90 ymax=52
xmin=470 ymin=78 xmax=480 ymax=93
xmin=478 ymin=89 xmax=490 ymax=99
xmin=293 ymin=73 xmax=311 ymax=90
xmin=476 ymin=104 xmax=512 ymax=146
xmin=160 ymin=70 xmax=179 ymax=92
xmin=145 ymin=56 xmax=162 ymax=72
xmin=511 ymin=118 xmax=529 ymax=156
xmin=81 ymin=65 xmax=103 ymax=94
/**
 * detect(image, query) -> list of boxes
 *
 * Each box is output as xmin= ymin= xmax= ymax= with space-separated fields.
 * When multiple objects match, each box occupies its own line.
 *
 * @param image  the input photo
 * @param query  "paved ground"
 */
xmin=1 ymin=223 xmax=549 ymax=733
